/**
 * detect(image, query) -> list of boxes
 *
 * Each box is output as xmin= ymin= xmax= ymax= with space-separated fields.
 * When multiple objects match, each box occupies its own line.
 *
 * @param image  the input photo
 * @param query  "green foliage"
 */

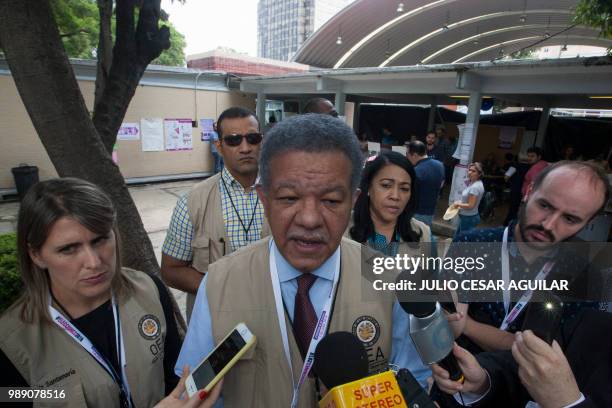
xmin=52 ymin=0 xmax=99 ymax=59
xmin=50 ymin=0 xmax=186 ymax=65
xmin=152 ymin=22 xmax=186 ymax=66
xmin=0 ymin=233 xmax=23 ymax=313
xmin=574 ymin=0 xmax=612 ymax=54
xmin=511 ymin=49 xmax=536 ymax=60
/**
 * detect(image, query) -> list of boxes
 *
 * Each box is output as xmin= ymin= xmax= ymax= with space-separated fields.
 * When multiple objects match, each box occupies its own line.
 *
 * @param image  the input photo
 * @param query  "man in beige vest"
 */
xmin=161 ymin=106 xmax=268 ymax=320
xmin=175 ymin=114 xmax=430 ymax=407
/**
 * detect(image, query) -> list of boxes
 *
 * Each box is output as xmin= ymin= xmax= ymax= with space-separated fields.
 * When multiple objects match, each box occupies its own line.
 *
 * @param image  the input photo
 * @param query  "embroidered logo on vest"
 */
xmin=138 ymin=314 xmax=161 ymax=340
xmin=352 ymin=315 xmax=380 ymax=347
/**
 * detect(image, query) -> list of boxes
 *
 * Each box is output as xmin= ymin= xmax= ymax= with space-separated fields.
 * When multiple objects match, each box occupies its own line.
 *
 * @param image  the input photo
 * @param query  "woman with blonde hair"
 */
xmin=0 ymin=178 xmax=218 ymax=407
xmin=451 ymin=162 xmax=485 ymax=237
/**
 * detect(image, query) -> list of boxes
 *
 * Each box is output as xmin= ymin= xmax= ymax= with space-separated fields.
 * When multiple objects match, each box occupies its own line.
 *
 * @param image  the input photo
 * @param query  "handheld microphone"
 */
xmin=395 ymin=271 xmax=464 ymax=383
xmin=313 ymin=331 xmax=408 ymax=408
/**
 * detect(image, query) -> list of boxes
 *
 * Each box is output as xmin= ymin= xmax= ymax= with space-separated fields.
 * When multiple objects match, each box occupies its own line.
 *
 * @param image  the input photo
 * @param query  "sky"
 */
xmin=161 ymin=0 xmax=258 ymax=57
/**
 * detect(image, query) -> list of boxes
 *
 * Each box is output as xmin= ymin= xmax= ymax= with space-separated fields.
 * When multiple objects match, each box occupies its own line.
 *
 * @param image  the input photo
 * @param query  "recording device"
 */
xmin=185 ymin=322 xmax=256 ymax=397
xmin=313 ymin=332 xmax=408 ymax=408
xmin=398 ymin=301 xmax=464 ymax=382
xmin=395 ymin=271 xmax=464 ymax=383
xmin=521 ymin=292 xmax=563 ymax=345
xmin=396 ymin=368 xmax=437 ymax=408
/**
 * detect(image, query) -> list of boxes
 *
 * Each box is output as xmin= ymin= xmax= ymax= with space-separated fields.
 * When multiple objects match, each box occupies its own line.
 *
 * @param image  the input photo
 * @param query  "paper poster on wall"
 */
xmin=117 ymin=122 xmax=140 ymax=141
xmin=453 ymin=123 xmax=475 ymax=162
xmin=498 ymin=127 xmax=517 ymax=149
xmin=367 ymin=142 xmax=381 ymax=155
xmin=140 ymin=118 xmax=164 ymax=152
xmin=200 ymin=119 xmax=217 ymax=141
xmin=449 ymin=164 xmax=469 ymax=206
xmin=391 ymin=145 xmax=407 ymax=156
xmin=164 ymin=119 xmax=193 ymax=151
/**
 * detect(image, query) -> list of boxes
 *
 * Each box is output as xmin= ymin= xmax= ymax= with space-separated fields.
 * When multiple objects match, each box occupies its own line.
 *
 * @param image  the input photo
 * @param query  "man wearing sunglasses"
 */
xmin=161 ymin=106 xmax=269 ymax=321
xmin=303 ymin=97 xmax=339 ymax=117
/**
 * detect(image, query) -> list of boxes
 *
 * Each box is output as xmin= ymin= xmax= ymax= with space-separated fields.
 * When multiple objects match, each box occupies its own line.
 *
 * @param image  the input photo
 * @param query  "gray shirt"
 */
xmin=459 ymin=180 xmax=484 ymax=216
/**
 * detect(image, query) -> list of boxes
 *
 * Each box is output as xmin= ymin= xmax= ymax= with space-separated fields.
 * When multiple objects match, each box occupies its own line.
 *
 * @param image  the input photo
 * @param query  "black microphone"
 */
xmin=313 ymin=332 xmax=435 ymax=408
xmin=395 ymin=272 xmax=464 ymax=383
xmin=313 ymin=331 xmax=369 ymax=389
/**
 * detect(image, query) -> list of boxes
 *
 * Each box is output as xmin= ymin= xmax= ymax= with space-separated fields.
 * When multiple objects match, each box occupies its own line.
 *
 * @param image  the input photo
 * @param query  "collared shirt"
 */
xmin=446 ymin=223 xmax=597 ymax=333
xmin=219 ymin=168 xmax=264 ymax=252
xmin=174 ymin=240 xmax=432 ymax=400
xmin=368 ymin=231 xmax=400 ymax=257
xmin=161 ymin=168 xmax=264 ymax=260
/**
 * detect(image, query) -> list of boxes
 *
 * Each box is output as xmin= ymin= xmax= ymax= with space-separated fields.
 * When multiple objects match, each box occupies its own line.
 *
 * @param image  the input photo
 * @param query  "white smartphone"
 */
xmin=185 ymin=322 xmax=256 ymax=397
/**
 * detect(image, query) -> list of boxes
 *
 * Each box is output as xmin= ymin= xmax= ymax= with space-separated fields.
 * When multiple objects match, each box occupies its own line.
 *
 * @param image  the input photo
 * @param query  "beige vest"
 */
xmin=185 ymin=173 xmax=269 ymax=319
xmin=206 ymin=237 xmax=394 ymax=408
xmin=345 ymin=217 xmax=433 ymax=258
xmin=0 ymin=268 xmax=167 ymax=408
xmin=398 ymin=218 xmax=433 ymax=258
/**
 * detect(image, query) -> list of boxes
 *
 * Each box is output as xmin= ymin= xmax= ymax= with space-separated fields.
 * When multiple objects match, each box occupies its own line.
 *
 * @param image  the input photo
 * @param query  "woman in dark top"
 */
xmin=0 ymin=178 xmax=218 ymax=407
xmin=349 ymin=151 xmax=434 ymax=261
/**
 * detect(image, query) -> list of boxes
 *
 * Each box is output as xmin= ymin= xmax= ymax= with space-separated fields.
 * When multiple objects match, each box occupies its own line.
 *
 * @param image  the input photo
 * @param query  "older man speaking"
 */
xmin=175 ymin=114 xmax=429 ymax=407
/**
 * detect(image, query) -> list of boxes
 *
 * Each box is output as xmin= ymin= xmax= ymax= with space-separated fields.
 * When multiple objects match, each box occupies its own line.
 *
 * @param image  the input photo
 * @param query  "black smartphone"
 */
xmin=521 ymin=292 xmax=563 ymax=344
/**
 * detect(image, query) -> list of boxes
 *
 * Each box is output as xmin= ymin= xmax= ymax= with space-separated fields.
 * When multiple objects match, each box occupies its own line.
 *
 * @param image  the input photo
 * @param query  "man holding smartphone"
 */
xmin=161 ymin=107 xmax=268 ymax=321
xmin=431 ymin=309 xmax=612 ymax=407
xmin=175 ymin=114 xmax=430 ymax=407
xmin=444 ymin=161 xmax=609 ymax=352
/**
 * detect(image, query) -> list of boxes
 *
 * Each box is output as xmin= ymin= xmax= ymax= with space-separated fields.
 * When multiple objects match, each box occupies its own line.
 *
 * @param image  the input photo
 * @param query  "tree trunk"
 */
xmin=93 ymin=0 xmax=170 ymax=154
xmin=0 ymin=0 xmax=185 ymax=332
xmin=95 ymin=0 xmax=113 ymax=109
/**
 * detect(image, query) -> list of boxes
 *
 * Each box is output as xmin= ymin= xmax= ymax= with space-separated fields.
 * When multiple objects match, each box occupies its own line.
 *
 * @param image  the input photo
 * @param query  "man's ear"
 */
xmin=256 ymin=184 xmax=269 ymax=216
xmin=28 ymin=245 xmax=46 ymax=269
xmin=523 ymin=182 xmax=534 ymax=202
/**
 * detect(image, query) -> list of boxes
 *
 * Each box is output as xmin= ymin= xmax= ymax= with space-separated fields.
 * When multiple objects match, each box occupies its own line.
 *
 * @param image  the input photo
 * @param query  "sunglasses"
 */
xmin=221 ymin=132 xmax=263 ymax=147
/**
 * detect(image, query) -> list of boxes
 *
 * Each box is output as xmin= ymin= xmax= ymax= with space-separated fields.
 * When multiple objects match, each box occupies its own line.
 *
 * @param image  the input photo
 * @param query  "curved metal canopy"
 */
xmin=293 ymin=0 xmax=611 ymax=68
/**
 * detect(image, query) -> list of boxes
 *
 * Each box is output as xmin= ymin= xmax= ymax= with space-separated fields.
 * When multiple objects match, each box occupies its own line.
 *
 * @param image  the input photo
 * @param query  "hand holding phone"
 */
xmin=185 ymin=322 xmax=256 ymax=397
xmin=521 ymin=292 xmax=563 ymax=344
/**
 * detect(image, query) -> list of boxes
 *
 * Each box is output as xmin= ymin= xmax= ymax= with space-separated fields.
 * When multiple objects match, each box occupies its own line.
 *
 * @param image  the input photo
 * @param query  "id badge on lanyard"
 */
xmin=500 ymin=227 xmax=555 ymax=331
xmin=48 ymin=294 xmax=133 ymax=407
xmin=269 ymin=240 xmax=340 ymax=408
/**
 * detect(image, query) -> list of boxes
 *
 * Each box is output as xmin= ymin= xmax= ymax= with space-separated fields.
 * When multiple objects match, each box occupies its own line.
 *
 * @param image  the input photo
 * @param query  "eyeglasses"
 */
xmin=221 ymin=132 xmax=263 ymax=147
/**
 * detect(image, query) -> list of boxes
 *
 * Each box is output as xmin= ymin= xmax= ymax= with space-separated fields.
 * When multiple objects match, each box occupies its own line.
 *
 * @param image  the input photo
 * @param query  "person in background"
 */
xmin=442 ymin=129 xmax=459 ymax=185
xmin=407 ymin=140 xmax=445 ymax=228
xmin=381 ymin=126 xmax=397 ymax=149
xmin=425 ymin=130 xmax=444 ymax=161
xmin=263 ymin=114 xmax=277 ymax=134
xmin=210 ymin=130 xmax=223 ymax=175
xmin=358 ymin=132 xmax=369 ymax=164
xmin=503 ymin=153 xmax=530 ymax=226
xmin=561 ymin=144 xmax=578 ymax=161
xmin=521 ymin=146 xmax=548 ymax=198
xmin=482 ymin=153 xmax=500 ymax=176
xmin=451 ymin=162 xmax=485 ymax=237
xmin=161 ymin=107 xmax=268 ymax=321
xmin=434 ymin=127 xmax=452 ymax=165
xmin=303 ymin=97 xmax=338 ymax=117
xmin=0 ymin=178 xmax=181 ymax=407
